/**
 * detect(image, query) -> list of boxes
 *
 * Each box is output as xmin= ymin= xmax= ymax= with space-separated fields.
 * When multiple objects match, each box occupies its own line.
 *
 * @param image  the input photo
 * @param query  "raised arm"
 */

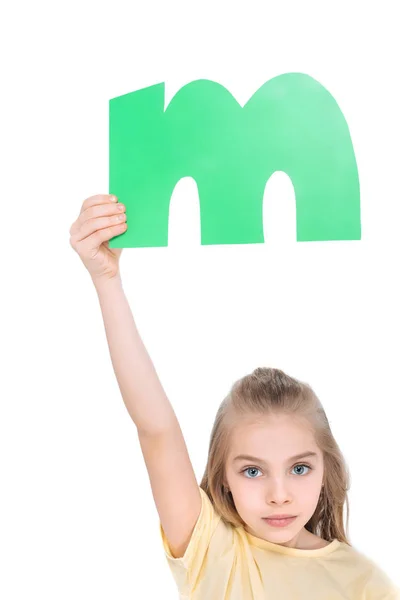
xmin=94 ymin=277 xmax=202 ymax=557
xmin=94 ymin=275 xmax=178 ymax=434
xmin=69 ymin=194 xmax=201 ymax=558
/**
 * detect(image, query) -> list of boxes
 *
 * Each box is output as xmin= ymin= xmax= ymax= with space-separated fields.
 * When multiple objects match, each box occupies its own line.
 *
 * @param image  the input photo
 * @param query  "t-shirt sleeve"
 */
xmin=363 ymin=564 xmax=400 ymax=599
xmin=159 ymin=487 xmax=224 ymax=597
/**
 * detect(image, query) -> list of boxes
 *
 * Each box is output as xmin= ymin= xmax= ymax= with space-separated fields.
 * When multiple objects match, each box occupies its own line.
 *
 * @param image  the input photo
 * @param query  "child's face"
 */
xmin=224 ymin=412 xmax=324 ymax=547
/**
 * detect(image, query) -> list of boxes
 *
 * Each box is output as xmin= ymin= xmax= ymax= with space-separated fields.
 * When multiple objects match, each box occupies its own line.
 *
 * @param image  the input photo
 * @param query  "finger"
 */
xmin=71 ymin=212 xmax=127 ymax=245
xmin=79 ymin=194 xmax=117 ymax=215
xmin=70 ymin=195 xmax=121 ymax=236
xmin=76 ymin=222 xmax=128 ymax=252
xmin=70 ymin=201 xmax=125 ymax=236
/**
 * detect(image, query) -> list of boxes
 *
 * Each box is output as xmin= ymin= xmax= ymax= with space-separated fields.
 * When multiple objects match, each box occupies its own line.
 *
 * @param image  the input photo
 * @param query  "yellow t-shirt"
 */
xmin=160 ymin=487 xmax=399 ymax=599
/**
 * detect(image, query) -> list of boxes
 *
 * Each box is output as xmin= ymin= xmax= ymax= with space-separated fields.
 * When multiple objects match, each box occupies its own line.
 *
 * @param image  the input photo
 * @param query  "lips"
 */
xmin=263 ymin=515 xmax=297 ymax=528
xmin=265 ymin=515 xmax=295 ymax=519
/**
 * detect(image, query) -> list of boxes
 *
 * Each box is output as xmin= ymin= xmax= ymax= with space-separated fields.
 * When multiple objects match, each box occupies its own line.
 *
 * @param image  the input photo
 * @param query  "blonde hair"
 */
xmin=199 ymin=367 xmax=351 ymax=545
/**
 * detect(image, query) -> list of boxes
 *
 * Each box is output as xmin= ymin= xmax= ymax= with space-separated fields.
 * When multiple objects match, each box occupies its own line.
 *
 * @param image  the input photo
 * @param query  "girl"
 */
xmin=70 ymin=194 xmax=399 ymax=599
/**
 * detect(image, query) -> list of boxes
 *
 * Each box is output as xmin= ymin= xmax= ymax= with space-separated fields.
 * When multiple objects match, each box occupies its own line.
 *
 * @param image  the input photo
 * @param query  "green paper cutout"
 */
xmin=109 ymin=73 xmax=360 ymax=248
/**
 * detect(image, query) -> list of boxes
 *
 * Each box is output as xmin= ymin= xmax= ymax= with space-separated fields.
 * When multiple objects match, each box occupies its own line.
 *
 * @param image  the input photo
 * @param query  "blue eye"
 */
xmin=243 ymin=467 xmax=261 ymax=478
xmin=292 ymin=464 xmax=312 ymax=476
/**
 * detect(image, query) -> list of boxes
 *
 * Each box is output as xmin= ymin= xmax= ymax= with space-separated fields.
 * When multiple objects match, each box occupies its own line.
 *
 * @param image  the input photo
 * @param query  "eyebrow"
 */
xmin=233 ymin=451 xmax=318 ymax=465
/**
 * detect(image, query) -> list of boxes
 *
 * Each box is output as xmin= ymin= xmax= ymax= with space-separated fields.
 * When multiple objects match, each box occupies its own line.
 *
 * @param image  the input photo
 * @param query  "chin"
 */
xmin=265 ymin=527 xmax=296 ymax=537
xmin=262 ymin=520 xmax=302 ymax=539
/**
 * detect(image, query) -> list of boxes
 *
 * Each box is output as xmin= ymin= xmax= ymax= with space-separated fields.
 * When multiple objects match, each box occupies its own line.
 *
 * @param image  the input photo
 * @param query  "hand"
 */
xmin=69 ymin=194 xmax=127 ymax=285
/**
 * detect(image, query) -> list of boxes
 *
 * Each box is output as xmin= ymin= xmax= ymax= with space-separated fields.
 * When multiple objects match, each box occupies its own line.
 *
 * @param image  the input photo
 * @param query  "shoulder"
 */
xmin=363 ymin=562 xmax=399 ymax=599
xmin=340 ymin=544 xmax=399 ymax=598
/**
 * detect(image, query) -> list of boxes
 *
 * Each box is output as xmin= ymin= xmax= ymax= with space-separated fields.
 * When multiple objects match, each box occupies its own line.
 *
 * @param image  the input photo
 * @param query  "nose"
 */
xmin=266 ymin=479 xmax=292 ymax=505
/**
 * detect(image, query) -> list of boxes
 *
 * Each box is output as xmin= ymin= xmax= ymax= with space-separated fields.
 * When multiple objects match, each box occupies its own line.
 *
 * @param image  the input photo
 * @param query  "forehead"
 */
xmin=227 ymin=413 xmax=320 ymax=459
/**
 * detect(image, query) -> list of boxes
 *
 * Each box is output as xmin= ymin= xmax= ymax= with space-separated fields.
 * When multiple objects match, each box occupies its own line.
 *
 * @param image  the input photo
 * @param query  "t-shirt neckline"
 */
xmin=245 ymin=532 xmax=341 ymax=557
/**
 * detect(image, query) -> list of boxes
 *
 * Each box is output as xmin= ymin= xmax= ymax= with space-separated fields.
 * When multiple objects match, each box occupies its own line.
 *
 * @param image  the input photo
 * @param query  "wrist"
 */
xmin=92 ymin=274 xmax=123 ymax=295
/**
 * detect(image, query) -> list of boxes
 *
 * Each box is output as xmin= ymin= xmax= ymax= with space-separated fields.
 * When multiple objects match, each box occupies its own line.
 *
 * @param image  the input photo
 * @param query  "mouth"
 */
xmin=262 ymin=516 xmax=297 ymax=528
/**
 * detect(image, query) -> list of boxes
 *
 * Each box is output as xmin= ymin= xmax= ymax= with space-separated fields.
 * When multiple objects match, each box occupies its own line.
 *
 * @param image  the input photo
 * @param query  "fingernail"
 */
xmin=111 ymin=196 xmax=118 ymax=202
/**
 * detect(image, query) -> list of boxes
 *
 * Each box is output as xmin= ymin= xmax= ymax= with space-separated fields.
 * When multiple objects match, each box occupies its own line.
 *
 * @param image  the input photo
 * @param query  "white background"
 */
xmin=1 ymin=1 xmax=399 ymax=598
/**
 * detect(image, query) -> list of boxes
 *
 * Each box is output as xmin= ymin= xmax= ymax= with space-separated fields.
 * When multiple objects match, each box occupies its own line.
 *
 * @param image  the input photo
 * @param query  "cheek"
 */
xmin=300 ymin=478 xmax=323 ymax=504
xmin=231 ymin=477 xmax=260 ymax=506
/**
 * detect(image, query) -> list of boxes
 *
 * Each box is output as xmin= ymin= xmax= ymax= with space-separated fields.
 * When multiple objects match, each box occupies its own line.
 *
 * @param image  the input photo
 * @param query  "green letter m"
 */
xmin=109 ymin=74 xmax=360 ymax=248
